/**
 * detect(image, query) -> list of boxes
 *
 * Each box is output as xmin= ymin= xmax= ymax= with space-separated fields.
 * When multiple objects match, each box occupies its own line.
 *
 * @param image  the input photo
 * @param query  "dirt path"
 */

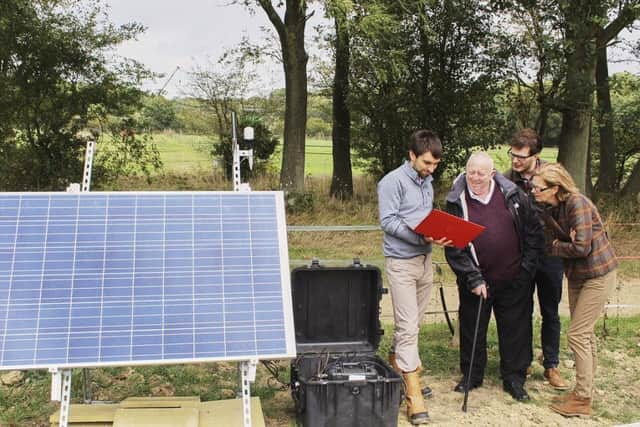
xmin=391 ymin=339 xmax=640 ymax=426
xmin=395 ymin=377 xmax=617 ymax=426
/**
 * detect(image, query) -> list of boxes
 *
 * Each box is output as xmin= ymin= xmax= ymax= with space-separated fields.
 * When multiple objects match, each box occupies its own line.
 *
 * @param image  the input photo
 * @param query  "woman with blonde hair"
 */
xmin=531 ymin=163 xmax=617 ymax=417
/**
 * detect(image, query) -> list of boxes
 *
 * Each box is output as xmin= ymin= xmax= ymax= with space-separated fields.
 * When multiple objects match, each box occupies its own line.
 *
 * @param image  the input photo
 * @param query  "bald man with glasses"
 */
xmin=504 ymin=128 xmax=568 ymax=391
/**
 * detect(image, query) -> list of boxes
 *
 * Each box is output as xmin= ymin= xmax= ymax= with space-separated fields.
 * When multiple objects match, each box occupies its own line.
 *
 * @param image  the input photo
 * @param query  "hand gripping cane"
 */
xmin=462 ymin=294 xmax=484 ymax=412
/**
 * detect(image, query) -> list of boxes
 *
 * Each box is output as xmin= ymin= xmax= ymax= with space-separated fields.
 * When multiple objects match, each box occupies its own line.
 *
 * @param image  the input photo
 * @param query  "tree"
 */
xmin=92 ymin=116 xmax=162 ymax=187
xmin=503 ymin=1 xmax=565 ymax=139
xmin=187 ymin=56 xmax=256 ymax=144
xmin=141 ymin=96 xmax=180 ymax=132
xmin=327 ymin=0 xmax=353 ymax=199
xmin=187 ymin=54 xmax=280 ymax=181
xmin=556 ymin=0 xmax=639 ymax=193
xmin=0 ymin=0 xmax=154 ymax=190
xmin=593 ymin=3 xmax=640 ymax=195
xmin=601 ymin=73 xmax=640 ymax=198
xmin=348 ymin=0 xmax=510 ymax=177
xmin=243 ymin=0 xmax=312 ymax=192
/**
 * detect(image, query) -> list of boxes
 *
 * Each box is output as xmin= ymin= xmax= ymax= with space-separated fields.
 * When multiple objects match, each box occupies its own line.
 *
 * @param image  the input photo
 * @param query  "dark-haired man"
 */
xmin=378 ymin=129 xmax=451 ymax=425
xmin=504 ymin=128 xmax=568 ymax=390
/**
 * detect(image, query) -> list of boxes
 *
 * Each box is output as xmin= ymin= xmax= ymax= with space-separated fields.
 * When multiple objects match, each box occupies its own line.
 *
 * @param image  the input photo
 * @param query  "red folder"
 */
xmin=414 ymin=209 xmax=485 ymax=249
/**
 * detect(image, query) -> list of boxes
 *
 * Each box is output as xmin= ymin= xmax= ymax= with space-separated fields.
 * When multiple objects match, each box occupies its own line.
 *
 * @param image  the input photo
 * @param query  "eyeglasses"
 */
xmin=507 ymin=148 xmax=534 ymax=160
xmin=531 ymin=185 xmax=551 ymax=193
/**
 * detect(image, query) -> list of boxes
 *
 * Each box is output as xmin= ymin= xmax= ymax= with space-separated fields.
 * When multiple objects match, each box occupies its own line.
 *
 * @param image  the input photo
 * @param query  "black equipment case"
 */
xmin=290 ymin=259 xmax=402 ymax=427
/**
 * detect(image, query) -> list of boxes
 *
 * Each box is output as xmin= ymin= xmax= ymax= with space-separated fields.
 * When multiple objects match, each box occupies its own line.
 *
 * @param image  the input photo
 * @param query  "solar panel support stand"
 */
xmin=80 ymin=140 xmax=96 ymax=403
xmin=66 ymin=152 xmax=97 ymax=405
xmin=81 ymin=139 xmax=95 ymax=192
xmin=49 ymin=367 xmax=72 ymax=427
xmin=240 ymin=359 xmax=258 ymax=427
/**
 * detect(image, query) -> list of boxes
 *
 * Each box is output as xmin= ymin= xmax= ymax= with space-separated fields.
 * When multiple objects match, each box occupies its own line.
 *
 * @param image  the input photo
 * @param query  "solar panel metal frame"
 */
xmin=0 ymin=191 xmax=296 ymax=370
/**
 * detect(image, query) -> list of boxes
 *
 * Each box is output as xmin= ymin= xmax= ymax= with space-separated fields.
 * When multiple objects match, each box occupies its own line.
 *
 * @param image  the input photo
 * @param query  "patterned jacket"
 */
xmin=550 ymin=193 xmax=617 ymax=280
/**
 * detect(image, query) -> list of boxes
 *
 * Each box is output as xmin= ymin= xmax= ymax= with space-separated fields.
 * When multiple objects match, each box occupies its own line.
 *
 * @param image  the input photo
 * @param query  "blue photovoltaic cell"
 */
xmin=0 ymin=192 xmax=295 ymax=369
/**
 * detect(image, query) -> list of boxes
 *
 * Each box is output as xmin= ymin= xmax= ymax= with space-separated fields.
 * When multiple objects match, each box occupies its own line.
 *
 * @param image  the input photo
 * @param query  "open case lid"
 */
xmin=291 ymin=259 xmax=385 ymax=354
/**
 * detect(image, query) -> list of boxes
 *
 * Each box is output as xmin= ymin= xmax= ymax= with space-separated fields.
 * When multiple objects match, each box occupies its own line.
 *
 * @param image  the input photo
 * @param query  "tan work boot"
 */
xmin=544 ymin=367 xmax=569 ymax=390
xmin=403 ymin=369 xmax=429 ymax=425
xmin=550 ymin=392 xmax=592 ymax=417
xmin=389 ymin=353 xmax=432 ymax=398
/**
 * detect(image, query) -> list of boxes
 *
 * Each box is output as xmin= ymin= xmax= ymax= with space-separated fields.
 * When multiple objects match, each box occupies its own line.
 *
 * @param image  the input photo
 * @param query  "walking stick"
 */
xmin=462 ymin=294 xmax=484 ymax=412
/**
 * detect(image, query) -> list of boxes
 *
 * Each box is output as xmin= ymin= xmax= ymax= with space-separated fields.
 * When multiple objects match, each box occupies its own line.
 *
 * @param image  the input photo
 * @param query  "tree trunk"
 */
xmin=557 ymin=4 xmax=598 ymax=193
xmin=258 ymin=0 xmax=308 ymax=193
xmin=620 ymin=159 xmax=640 ymax=199
xmin=536 ymin=102 xmax=550 ymax=140
xmin=594 ymin=40 xmax=617 ymax=194
xmin=558 ymin=107 xmax=594 ymax=193
xmin=330 ymin=9 xmax=353 ymax=199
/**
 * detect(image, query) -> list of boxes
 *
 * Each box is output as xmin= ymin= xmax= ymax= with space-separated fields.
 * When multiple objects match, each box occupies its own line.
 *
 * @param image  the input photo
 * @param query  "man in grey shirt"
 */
xmin=378 ymin=129 xmax=450 ymax=425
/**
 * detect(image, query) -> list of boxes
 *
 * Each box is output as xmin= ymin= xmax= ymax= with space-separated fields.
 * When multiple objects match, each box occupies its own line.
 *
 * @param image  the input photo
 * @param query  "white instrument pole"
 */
xmin=231 ymin=111 xmax=254 ymax=192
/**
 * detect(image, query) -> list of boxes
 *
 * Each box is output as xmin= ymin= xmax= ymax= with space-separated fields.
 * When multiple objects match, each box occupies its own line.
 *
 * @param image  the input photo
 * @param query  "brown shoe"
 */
xmin=551 ymin=392 xmax=571 ymax=404
xmin=550 ymin=393 xmax=592 ymax=417
xmin=544 ymin=367 xmax=569 ymax=390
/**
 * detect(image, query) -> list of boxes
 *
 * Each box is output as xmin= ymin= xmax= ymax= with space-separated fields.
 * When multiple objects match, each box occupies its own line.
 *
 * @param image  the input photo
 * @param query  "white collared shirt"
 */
xmin=468 ymin=179 xmax=495 ymax=205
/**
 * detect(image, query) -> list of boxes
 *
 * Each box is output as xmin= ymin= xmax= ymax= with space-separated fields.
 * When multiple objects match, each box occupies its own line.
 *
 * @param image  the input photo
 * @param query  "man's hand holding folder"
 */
xmin=414 ymin=209 xmax=486 ymax=249
xmin=423 ymin=235 xmax=454 ymax=247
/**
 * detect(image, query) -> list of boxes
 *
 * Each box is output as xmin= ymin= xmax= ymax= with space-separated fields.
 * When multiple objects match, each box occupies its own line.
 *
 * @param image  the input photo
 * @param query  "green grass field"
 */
xmin=153 ymin=133 xmax=560 ymax=177
xmin=270 ymin=137 xmax=335 ymax=176
xmin=151 ymin=133 xmax=215 ymax=172
xmin=151 ymin=134 xmax=345 ymax=176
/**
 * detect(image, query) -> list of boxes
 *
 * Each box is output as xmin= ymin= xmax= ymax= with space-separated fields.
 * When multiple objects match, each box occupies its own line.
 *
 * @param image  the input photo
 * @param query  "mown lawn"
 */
xmin=151 ymin=133 xmax=215 ymax=172
xmin=150 ymin=133 xmax=560 ymax=177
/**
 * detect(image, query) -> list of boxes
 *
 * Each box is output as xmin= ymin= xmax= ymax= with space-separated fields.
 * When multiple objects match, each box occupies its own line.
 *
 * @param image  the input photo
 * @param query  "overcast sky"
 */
xmin=105 ymin=0 xmax=297 ymax=97
xmin=105 ymin=1 xmax=638 ymax=98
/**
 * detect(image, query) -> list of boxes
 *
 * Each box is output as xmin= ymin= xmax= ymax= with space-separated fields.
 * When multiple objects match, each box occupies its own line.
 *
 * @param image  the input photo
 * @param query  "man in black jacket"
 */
xmin=445 ymin=152 xmax=544 ymax=401
xmin=504 ymin=128 xmax=568 ymax=390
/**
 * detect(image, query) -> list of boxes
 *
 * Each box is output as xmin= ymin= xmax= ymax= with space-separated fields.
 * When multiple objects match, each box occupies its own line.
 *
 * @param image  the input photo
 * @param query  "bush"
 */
xmin=213 ymin=115 xmax=279 ymax=180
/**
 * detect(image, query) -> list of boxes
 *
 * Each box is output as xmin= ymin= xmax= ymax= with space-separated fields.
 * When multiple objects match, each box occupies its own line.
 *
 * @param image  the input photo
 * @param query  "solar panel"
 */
xmin=0 ymin=191 xmax=296 ymax=370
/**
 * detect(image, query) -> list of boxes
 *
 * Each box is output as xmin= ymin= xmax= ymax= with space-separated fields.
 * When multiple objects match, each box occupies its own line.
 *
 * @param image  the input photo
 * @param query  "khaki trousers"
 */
xmin=385 ymin=254 xmax=434 ymax=372
xmin=567 ymin=269 xmax=616 ymax=398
